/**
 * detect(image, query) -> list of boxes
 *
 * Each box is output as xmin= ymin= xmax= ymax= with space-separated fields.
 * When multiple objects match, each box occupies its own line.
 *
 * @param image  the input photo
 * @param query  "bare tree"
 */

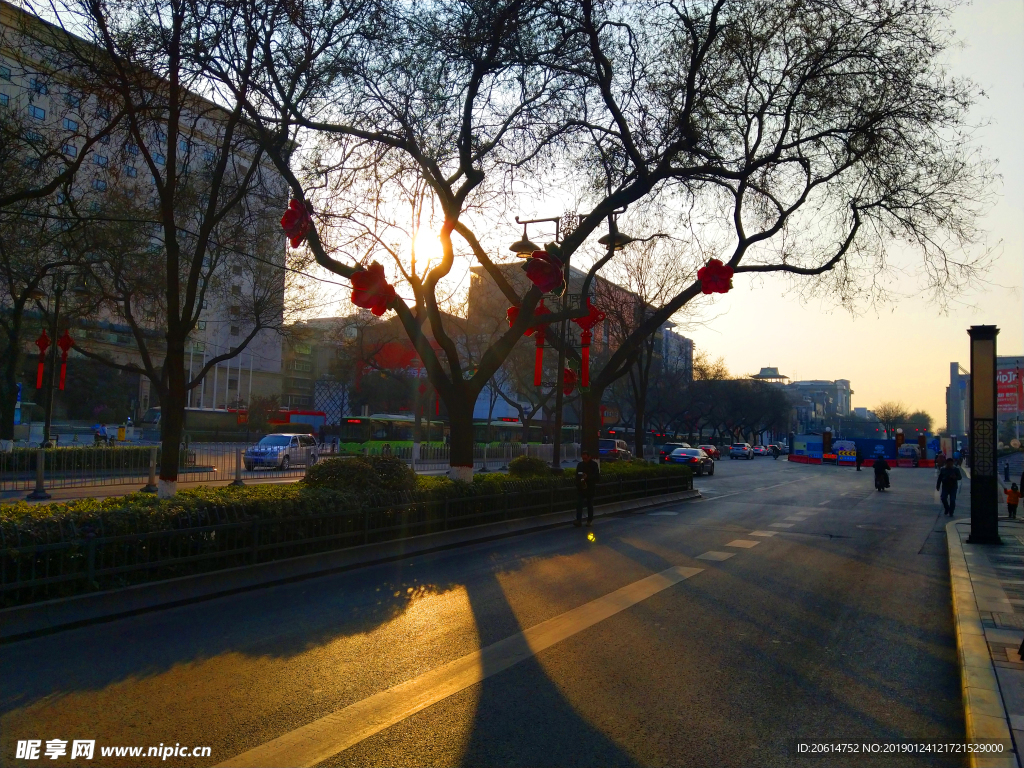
xmin=35 ymin=0 xmax=295 ymax=494
xmin=210 ymin=0 xmax=991 ymax=474
xmin=875 ymin=401 xmax=911 ymax=437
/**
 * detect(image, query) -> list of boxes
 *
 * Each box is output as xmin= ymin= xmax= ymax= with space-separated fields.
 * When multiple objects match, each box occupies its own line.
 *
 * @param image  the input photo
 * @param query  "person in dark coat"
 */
xmin=855 ymin=448 xmax=864 ymax=472
xmin=937 ymin=458 xmax=963 ymax=517
xmin=575 ymin=451 xmax=601 ymax=527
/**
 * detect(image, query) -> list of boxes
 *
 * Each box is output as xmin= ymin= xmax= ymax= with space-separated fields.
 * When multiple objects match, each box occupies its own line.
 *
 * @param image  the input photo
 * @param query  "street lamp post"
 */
xmin=967 ymin=325 xmax=1001 ymax=544
xmin=40 ymin=277 xmax=66 ymax=447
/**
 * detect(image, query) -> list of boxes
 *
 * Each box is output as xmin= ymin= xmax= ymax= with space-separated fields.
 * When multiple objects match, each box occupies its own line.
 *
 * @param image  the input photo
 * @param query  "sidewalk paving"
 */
xmin=948 ymin=513 xmax=1024 ymax=768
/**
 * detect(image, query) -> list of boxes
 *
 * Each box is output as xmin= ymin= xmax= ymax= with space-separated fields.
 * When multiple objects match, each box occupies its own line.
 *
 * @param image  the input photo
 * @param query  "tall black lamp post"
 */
xmin=967 ymin=325 xmax=1001 ymax=544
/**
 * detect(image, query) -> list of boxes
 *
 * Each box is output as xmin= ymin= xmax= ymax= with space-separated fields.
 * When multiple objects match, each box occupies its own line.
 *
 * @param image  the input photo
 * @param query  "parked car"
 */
xmin=697 ymin=444 xmax=720 ymax=460
xmin=658 ymin=442 xmax=692 ymax=463
xmin=244 ymin=433 xmax=319 ymax=470
xmin=599 ymin=438 xmax=633 ymax=462
xmin=668 ymin=447 xmax=715 ymax=476
xmin=729 ymin=442 xmax=754 ymax=460
xmin=752 ymin=445 xmax=768 ymax=456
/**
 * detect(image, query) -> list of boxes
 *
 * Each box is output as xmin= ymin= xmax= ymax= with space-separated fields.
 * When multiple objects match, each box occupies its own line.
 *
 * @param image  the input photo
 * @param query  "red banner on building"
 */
xmin=997 ymin=366 xmax=1022 ymax=413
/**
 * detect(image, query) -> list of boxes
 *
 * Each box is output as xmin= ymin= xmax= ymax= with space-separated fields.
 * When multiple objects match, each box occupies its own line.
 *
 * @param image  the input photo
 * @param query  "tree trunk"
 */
xmin=581 ymin=388 xmax=602 ymax=458
xmin=633 ymin=391 xmax=646 ymax=459
xmin=0 ymin=312 xmax=23 ymax=449
xmin=447 ymin=399 xmax=475 ymax=482
xmin=158 ymin=342 xmax=186 ymax=497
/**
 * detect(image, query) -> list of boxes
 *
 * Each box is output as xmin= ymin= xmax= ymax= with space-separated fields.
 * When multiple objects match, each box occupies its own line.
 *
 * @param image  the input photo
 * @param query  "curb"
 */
xmin=946 ymin=518 xmax=1020 ymax=768
xmin=0 ymin=488 xmax=701 ymax=643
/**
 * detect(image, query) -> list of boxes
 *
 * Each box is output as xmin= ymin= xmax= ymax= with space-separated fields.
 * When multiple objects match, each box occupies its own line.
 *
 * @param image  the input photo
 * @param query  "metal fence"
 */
xmin=0 ymin=473 xmax=692 ymax=606
xmin=0 ymin=442 xmax=594 ymax=494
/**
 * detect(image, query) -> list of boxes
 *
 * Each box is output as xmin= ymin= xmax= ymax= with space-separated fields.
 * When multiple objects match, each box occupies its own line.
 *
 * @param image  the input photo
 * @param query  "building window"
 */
xmin=179 ymin=139 xmax=189 ymax=152
xmin=197 ymin=321 xmax=207 ymax=330
xmin=229 ymin=305 xmax=240 ymax=317
xmin=63 ymin=118 xmax=78 ymax=131
xmin=65 ymin=93 xmax=81 ymax=108
xmin=26 ymin=130 xmax=42 ymax=142
xmin=96 ymin=104 xmax=111 ymax=120
xmin=230 ymin=284 xmax=241 ymax=296
xmin=124 ymin=165 xmax=137 ymax=177
xmin=29 ymin=105 xmax=45 ymax=120
xmin=94 ymin=155 xmax=108 ymax=167
xmin=232 ymin=264 xmax=243 ymax=276
xmin=203 ymin=150 xmax=215 ymax=162
xmin=126 ymin=143 xmax=139 ymax=156
xmin=92 ymin=179 xmax=107 ymax=191
xmin=294 ymin=342 xmax=312 ymax=355
xmin=0 ymin=93 xmax=9 ymax=107
xmin=29 ymin=77 xmax=47 ymax=95
xmin=230 ymin=325 xmax=239 ymax=336
xmin=62 ymin=143 xmax=76 ymax=157
xmin=99 ymin=134 xmax=110 ymax=144
xmin=192 ymin=341 xmax=205 ymax=352
xmin=155 ymin=128 xmax=166 ymax=141
xmin=292 ymin=360 xmax=312 ymax=372
xmin=154 ymin=153 xmax=165 ymax=165
xmin=0 ymin=65 xmax=10 ymax=80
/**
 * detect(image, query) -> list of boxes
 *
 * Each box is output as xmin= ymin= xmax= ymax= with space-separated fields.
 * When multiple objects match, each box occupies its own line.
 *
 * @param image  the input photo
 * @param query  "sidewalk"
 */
xmin=948 ymin=513 xmax=1024 ymax=768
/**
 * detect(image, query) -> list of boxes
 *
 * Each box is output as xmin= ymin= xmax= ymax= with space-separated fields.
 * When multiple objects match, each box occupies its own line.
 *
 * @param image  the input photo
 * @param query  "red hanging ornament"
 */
xmin=534 ymin=329 xmax=545 ymax=387
xmin=57 ymin=330 xmax=74 ymax=391
xmin=34 ymin=330 xmax=50 ymax=389
xmin=696 ymin=259 xmax=734 ymax=294
xmin=562 ymin=367 xmax=577 ymax=396
xmin=280 ymin=199 xmax=313 ymax=248
xmin=351 ymin=263 xmax=397 ymax=316
xmin=570 ymin=298 xmax=606 ymax=388
xmin=522 ymin=250 xmax=565 ymax=294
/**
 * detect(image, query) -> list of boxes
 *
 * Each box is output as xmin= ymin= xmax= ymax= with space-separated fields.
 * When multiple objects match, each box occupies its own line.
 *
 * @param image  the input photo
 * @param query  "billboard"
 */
xmin=997 ymin=366 xmax=1022 ymax=414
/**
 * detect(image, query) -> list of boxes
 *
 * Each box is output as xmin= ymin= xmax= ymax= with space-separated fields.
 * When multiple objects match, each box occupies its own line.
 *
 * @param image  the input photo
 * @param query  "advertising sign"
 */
xmin=997 ymin=366 xmax=1022 ymax=413
xmin=792 ymin=435 xmax=823 ymax=459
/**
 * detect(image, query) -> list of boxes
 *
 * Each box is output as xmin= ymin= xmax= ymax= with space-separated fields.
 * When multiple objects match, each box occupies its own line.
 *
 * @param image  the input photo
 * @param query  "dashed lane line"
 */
xmin=770 ymin=523 xmax=795 ymax=528
xmin=216 ymin=565 xmax=704 ymax=768
xmin=750 ymin=531 xmax=779 ymax=537
xmin=696 ymin=551 xmax=736 ymax=561
xmin=725 ymin=540 xmax=760 ymax=548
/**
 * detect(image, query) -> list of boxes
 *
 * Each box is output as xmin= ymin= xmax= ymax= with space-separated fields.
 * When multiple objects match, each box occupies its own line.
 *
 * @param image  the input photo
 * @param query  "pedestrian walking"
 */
xmin=1006 ymin=483 xmax=1020 ymax=520
xmin=855 ymin=447 xmax=863 ymax=471
xmin=937 ymin=458 xmax=963 ymax=517
xmin=575 ymin=451 xmax=601 ymax=527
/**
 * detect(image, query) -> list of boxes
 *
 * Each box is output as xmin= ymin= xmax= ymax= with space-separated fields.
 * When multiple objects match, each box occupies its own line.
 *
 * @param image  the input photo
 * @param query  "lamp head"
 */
xmin=509 ymin=225 xmax=539 ymax=257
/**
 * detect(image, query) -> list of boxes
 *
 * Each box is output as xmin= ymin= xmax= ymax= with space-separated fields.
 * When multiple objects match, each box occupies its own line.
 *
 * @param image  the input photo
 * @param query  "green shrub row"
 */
xmin=1 ymin=458 xmax=691 ymax=538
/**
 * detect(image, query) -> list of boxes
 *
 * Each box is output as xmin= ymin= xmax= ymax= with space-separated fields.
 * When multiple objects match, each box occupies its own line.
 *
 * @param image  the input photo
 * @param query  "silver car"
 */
xmin=244 ymin=433 xmax=319 ymax=470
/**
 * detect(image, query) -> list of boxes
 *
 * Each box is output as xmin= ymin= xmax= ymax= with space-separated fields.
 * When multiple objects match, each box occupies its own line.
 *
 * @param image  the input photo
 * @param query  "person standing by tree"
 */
xmin=937 ymin=458 xmax=963 ymax=517
xmin=575 ymin=451 xmax=601 ymax=527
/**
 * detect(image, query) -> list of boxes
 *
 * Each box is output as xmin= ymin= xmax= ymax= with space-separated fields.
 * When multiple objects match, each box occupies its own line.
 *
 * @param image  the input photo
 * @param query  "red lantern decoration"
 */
xmin=280 ymin=199 xmax=313 ymax=248
xmin=508 ymin=302 xmax=552 ymax=386
xmin=570 ymin=298 xmax=606 ymax=388
xmin=351 ymin=263 xmax=397 ymax=316
xmin=696 ymin=258 xmax=734 ymax=294
xmin=562 ymin=367 xmax=577 ymax=396
xmin=507 ymin=301 xmax=550 ymax=336
xmin=34 ymin=330 xmax=50 ymax=389
xmin=57 ymin=330 xmax=74 ymax=391
xmin=522 ymin=250 xmax=565 ymax=294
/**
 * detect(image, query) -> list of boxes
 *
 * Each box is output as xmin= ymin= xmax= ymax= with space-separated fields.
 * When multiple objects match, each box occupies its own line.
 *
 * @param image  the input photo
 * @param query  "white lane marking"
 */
xmin=784 ymin=516 xmax=808 ymax=521
xmin=696 ymin=551 xmax=736 ymax=561
xmin=749 ymin=531 xmax=778 ymax=537
xmin=648 ymin=511 xmax=678 ymax=516
xmin=770 ymin=523 xmax=795 ymax=528
xmin=216 ymin=565 xmax=704 ymax=768
xmin=725 ymin=540 xmax=760 ymax=548
xmin=818 ymin=500 xmax=831 ymax=506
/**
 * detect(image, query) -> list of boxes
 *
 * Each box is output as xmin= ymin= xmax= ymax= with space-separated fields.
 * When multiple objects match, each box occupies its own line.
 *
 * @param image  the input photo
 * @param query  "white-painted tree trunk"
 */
xmin=157 ymin=478 xmax=177 ymax=498
xmin=449 ymin=465 xmax=473 ymax=483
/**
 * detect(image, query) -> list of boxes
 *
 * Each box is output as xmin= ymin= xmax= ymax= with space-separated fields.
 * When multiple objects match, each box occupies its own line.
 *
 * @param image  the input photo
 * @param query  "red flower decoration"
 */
xmin=562 ymin=367 xmax=577 ymax=396
xmin=507 ymin=301 xmax=551 ymax=336
xmin=351 ymin=263 xmax=397 ymax=316
xmin=281 ymin=199 xmax=313 ymax=248
xmin=697 ymin=259 xmax=734 ymax=294
xmin=522 ymin=250 xmax=565 ymax=294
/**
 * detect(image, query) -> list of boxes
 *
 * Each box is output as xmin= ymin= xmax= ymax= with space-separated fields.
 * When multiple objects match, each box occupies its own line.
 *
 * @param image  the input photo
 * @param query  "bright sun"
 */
xmin=412 ymin=229 xmax=444 ymax=267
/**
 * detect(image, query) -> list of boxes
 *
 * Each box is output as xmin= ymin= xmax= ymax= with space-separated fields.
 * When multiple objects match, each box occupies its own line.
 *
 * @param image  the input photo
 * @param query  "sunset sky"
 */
xmin=683 ymin=0 xmax=1024 ymax=427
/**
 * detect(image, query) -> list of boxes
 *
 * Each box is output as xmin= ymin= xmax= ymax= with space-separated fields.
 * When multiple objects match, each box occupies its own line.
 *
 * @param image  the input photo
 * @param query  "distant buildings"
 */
xmin=751 ymin=367 xmax=853 ymax=433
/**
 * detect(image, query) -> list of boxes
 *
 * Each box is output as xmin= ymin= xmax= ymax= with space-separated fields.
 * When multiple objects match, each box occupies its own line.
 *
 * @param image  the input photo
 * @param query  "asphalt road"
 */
xmin=0 ymin=458 xmax=965 ymax=768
